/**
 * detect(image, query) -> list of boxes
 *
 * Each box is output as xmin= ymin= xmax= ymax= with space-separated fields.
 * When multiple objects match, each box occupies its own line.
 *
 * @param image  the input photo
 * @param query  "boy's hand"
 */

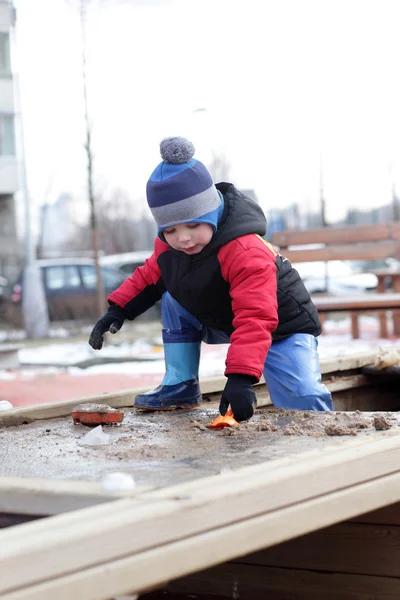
xmin=219 ymin=374 xmax=257 ymax=422
xmin=88 ymin=305 xmax=126 ymax=350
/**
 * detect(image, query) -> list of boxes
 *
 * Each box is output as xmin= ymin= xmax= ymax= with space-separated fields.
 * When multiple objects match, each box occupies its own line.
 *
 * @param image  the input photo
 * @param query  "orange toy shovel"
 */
xmin=208 ymin=409 xmax=240 ymax=429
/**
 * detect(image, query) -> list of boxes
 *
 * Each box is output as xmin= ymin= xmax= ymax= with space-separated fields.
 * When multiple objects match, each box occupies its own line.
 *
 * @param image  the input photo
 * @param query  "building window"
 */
xmin=0 ymin=33 xmax=11 ymax=77
xmin=0 ymin=115 xmax=15 ymax=155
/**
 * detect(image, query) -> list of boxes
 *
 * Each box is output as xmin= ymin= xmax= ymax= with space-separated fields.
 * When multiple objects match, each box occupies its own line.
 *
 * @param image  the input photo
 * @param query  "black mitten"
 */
xmin=219 ymin=374 xmax=257 ymax=422
xmin=88 ymin=305 xmax=127 ymax=350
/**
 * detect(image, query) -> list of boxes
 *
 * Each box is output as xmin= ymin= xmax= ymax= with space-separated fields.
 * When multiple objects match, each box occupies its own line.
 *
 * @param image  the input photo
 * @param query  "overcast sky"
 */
xmin=11 ymin=0 xmax=400 ymax=225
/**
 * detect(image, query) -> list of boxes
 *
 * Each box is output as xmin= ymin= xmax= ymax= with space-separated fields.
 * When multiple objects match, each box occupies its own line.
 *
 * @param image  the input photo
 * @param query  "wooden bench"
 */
xmin=271 ymin=222 xmax=400 ymax=339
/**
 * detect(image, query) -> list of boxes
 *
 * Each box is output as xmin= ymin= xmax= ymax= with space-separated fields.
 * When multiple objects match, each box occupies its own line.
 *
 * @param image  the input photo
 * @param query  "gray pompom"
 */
xmin=160 ymin=137 xmax=195 ymax=164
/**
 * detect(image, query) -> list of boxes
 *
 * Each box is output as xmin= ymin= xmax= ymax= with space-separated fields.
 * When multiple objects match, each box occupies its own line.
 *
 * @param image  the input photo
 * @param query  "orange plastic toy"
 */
xmin=208 ymin=409 xmax=240 ymax=429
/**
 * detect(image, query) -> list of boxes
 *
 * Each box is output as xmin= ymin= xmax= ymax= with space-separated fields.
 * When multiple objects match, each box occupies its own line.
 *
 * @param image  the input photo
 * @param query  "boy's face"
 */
xmin=163 ymin=223 xmax=214 ymax=254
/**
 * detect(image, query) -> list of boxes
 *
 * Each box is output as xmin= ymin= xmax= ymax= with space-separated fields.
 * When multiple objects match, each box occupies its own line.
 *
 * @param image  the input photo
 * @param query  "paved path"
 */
xmin=0 ymin=372 xmax=162 ymax=407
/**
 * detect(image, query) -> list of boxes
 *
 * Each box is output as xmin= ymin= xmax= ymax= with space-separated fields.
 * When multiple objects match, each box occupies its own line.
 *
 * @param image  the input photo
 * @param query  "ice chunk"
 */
xmin=0 ymin=400 xmax=13 ymax=412
xmin=80 ymin=425 xmax=110 ymax=446
xmin=101 ymin=472 xmax=136 ymax=492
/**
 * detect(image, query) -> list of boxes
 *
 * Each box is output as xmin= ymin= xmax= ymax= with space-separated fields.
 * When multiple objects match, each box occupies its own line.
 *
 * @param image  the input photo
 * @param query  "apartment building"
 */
xmin=0 ymin=0 xmax=20 ymax=279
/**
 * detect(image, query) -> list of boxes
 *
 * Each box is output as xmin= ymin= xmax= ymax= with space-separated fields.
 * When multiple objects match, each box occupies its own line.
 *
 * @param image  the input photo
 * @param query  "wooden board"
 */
xmin=0 ymin=375 xmax=235 ymax=426
xmin=351 ymin=501 xmax=400 ymax=526
xmin=0 ymin=351 xmax=380 ymax=427
xmin=1 ymin=348 xmax=398 ymax=500
xmin=3 ymin=430 xmax=400 ymax=599
xmin=0 ymin=477 xmax=142 ymax=516
xmin=2 ymin=349 xmax=400 ymax=599
xmin=313 ymin=292 xmax=400 ymax=312
xmin=136 ymin=501 xmax=400 ymax=599
xmin=278 ymin=240 xmax=400 ymax=263
xmin=242 ymin=521 xmax=400 ymax=578
xmin=272 ymin=222 xmax=400 ymax=248
xmin=3 ymin=473 xmax=400 ymax=599
xmin=156 ymin=562 xmax=400 ymax=600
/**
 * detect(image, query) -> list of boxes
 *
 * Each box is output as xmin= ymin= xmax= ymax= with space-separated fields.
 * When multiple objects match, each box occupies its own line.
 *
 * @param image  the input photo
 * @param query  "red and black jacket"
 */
xmin=108 ymin=183 xmax=321 ymax=381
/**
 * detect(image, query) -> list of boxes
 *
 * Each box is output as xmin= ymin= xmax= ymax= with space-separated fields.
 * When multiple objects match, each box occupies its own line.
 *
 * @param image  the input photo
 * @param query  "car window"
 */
xmin=45 ymin=265 xmax=81 ymax=290
xmin=119 ymin=262 xmax=143 ymax=274
xmin=80 ymin=265 xmax=97 ymax=289
xmin=81 ymin=265 xmax=123 ymax=289
xmin=102 ymin=267 xmax=125 ymax=286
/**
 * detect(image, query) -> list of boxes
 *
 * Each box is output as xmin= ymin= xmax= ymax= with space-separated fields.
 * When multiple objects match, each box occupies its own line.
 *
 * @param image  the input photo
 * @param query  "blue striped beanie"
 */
xmin=147 ymin=137 xmax=223 ymax=236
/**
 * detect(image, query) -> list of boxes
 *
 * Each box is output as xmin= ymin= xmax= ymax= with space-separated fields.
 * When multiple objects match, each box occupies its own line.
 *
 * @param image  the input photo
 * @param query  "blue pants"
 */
xmin=162 ymin=292 xmax=333 ymax=411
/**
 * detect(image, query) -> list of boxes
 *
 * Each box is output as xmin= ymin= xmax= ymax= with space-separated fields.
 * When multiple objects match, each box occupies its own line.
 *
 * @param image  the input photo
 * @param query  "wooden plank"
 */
xmin=0 ymin=477 xmax=145 ymax=516
xmin=332 ymin=381 xmax=400 ymax=412
xmin=0 ymin=514 xmax=41 ymax=529
xmin=0 ymin=367 xmax=395 ymax=519
xmin=0 ymin=352 xmax=379 ymax=427
xmin=323 ymin=373 xmax=371 ymax=393
xmin=2 ymin=430 xmax=400 ymax=595
xmin=272 ymin=222 xmax=400 ymax=248
xmin=0 ymin=387 xmax=144 ymax=426
xmin=351 ymin=502 xmax=400 ymax=526
xmin=351 ymin=312 xmax=360 ymax=338
xmin=313 ymin=292 xmax=400 ymax=312
xmin=319 ymin=351 xmax=378 ymax=374
xmin=0 ymin=376 xmax=229 ymax=427
xmin=163 ymin=562 xmax=400 ymax=600
xmin=243 ymin=521 xmax=400 ymax=578
xmin=280 ymin=240 xmax=400 ymax=263
xmin=3 ymin=471 xmax=400 ymax=600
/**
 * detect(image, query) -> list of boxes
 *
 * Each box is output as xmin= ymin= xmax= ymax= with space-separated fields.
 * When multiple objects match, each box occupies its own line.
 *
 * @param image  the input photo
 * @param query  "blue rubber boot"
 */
xmin=134 ymin=328 xmax=202 ymax=410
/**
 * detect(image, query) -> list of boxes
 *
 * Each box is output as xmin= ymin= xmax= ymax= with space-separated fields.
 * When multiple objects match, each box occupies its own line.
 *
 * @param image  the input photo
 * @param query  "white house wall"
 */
xmin=0 ymin=2 xmax=13 ymax=30
xmin=0 ymin=1 xmax=21 ymax=280
xmin=0 ymin=156 xmax=17 ymax=194
xmin=0 ymin=78 xmax=14 ymax=112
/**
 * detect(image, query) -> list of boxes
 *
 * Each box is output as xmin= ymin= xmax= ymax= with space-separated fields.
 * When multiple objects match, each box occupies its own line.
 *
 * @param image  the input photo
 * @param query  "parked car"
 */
xmin=0 ymin=275 xmax=8 ymax=317
xmin=0 ymin=275 xmax=7 ymax=295
xmin=100 ymin=251 xmax=152 ymax=275
xmin=4 ymin=258 xmax=126 ymax=325
xmin=293 ymin=260 xmax=378 ymax=295
xmin=350 ymin=258 xmax=400 ymax=290
xmin=351 ymin=258 xmax=400 ymax=273
xmin=100 ymin=251 xmax=161 ymax=320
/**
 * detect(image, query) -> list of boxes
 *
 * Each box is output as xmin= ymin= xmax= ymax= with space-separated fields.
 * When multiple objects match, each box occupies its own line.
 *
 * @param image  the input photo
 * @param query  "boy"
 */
xmin=89 ymin=137 xmax=332 ymax=421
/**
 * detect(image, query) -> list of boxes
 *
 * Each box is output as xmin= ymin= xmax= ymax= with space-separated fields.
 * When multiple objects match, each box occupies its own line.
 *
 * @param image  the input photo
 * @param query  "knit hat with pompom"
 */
xmin=146 ymin=136 xmax=223 ymax=236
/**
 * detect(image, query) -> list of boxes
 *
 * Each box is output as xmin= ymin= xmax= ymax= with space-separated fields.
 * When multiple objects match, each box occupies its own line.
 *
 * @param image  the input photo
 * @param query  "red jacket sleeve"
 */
xmin=218 ymin=235 xmax=279 ymax=381
xmin=107 ymin=238 xmax=168 ymax=320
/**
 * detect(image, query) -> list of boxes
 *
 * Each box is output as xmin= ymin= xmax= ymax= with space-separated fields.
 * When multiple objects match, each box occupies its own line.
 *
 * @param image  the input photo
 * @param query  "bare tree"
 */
xmin=66 ymin=0 xmax=106 ymax=315
xmin=60 ymin=187 xmax=152 ymax=255
xmin=79 ymin=0 xmax=105 ymax=317
xmin=97 ymin=188 xmax=138 ymax=253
